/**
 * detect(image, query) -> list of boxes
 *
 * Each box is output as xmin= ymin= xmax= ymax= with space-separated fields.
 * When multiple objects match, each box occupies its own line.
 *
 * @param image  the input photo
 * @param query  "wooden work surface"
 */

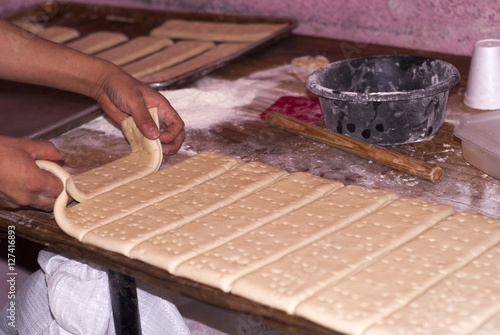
xmin=1 ymin=34 xmax=499 ymax=335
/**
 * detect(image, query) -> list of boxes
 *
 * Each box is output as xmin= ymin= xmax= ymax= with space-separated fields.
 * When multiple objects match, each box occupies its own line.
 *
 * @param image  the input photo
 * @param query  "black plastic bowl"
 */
xmin=306 ymin=55 xmax=460 ymax=145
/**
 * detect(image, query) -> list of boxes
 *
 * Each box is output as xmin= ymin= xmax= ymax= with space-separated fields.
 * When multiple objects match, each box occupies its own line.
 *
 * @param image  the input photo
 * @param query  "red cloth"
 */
xmin=261 ymin=96 xmax=322 ymax=125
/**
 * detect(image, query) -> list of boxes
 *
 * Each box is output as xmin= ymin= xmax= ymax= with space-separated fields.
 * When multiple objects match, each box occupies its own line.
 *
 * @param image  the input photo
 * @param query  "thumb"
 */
xmin=130 ymin=106 xmax=161 ymax=140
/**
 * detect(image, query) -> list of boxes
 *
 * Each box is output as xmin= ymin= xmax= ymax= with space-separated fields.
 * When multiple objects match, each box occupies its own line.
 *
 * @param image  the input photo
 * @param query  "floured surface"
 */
xmin=40 ymin=150 xmax=500 ymax=335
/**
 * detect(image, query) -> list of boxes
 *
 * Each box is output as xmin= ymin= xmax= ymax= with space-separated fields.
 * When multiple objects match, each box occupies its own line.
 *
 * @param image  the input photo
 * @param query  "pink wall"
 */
xmin=2 ymin=0 xmax=500 ymax=56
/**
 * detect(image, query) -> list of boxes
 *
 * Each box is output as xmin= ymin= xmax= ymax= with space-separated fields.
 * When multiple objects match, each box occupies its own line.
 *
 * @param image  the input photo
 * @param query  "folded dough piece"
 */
xmin=81 ymin=161 xmax=287 ymax=255
xmin=68 ymin=107 xmax=163 ymax=202
xmin=38 ymin=151 xmax=243 ymax=241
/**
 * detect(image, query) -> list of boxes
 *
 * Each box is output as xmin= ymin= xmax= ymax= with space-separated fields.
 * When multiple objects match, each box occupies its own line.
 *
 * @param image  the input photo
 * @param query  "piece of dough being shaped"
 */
xmin=35 ymin=160 xmax=72 ymax=229
xmin=68 ymin=107 xmax=162 ymax=202
xmin=37 ymin=151 xmax=244 ymax=241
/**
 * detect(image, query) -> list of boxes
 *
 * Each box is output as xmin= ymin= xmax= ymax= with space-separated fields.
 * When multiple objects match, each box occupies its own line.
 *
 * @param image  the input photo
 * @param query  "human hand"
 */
xmin=91 ymin=69 xmax=185 ymax=161
xmin=0 ymin=136 xmax=64 ymax=211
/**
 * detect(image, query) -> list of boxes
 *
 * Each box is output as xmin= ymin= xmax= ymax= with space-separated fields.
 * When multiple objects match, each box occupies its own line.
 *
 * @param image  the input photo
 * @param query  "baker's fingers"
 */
xmin=161 ymin=129 xmax=186 ymax=158
xmin=22 ymin=139 xmax=64 ymax=161
xmin=159 ymin=118 xmax=185 ymax=143
xmin=35 ymin=168 xmax=66 ymax=211
xmin=33 ymin=195 xmax=59 ymax=212
xmin=130 ymin=105 xmax=161 ymax=140
xmin=97 ymin=93 xmax=128 ymax=123
xmin=121 ymin=84 xmax=164 ymax=140
xmin=98 ymin=90 xmax=161 ymax=140
xmin=0 ymin=198 xmax=21 ymax=211
xmin=4 ymin=170 xmax=63 ymax=212
xmin=157 ymin=101 xmax=185 ymax=140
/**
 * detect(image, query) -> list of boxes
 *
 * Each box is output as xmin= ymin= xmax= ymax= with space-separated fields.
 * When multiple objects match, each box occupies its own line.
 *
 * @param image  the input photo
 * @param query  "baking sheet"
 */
xmin=7 ymin=2 xmax=296 ymax=89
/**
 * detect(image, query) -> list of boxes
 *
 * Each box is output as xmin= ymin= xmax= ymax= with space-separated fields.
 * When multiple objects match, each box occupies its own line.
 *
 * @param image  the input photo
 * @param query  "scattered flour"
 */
xmin=161 ymin=64 xmax=310 ymax=130
xmin=77 ymin=63 xmax=311 ymax=135
xmin=79 ymin=115 xmax=123 ymax=138
xmin=161 ymin=77 xmax=258 ymax=130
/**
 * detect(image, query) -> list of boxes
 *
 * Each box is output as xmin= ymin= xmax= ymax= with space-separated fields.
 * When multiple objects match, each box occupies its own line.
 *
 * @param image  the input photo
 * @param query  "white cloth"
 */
xmin=0 ymin=268 xmax=52 ymax=334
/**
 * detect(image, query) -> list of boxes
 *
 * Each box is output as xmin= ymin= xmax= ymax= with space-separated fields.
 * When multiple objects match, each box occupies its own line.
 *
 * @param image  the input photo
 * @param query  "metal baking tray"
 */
xmin=7 ymin=2 xmax=296 ymax=90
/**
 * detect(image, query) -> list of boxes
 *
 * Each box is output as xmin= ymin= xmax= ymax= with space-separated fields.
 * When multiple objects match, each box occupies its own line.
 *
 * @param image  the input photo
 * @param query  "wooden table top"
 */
xmin=1 ymin=34 xmax=498 ymax=335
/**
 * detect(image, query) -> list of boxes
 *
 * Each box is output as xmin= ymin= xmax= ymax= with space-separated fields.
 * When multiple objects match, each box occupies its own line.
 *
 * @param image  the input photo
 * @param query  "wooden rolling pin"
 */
xmin=265 ymin=111 xmax=443 ymax=183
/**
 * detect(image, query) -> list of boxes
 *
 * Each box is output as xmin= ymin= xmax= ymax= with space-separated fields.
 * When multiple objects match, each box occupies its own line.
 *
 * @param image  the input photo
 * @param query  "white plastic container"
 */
xmin=454 ymin=111 xmax=500 ymax=180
